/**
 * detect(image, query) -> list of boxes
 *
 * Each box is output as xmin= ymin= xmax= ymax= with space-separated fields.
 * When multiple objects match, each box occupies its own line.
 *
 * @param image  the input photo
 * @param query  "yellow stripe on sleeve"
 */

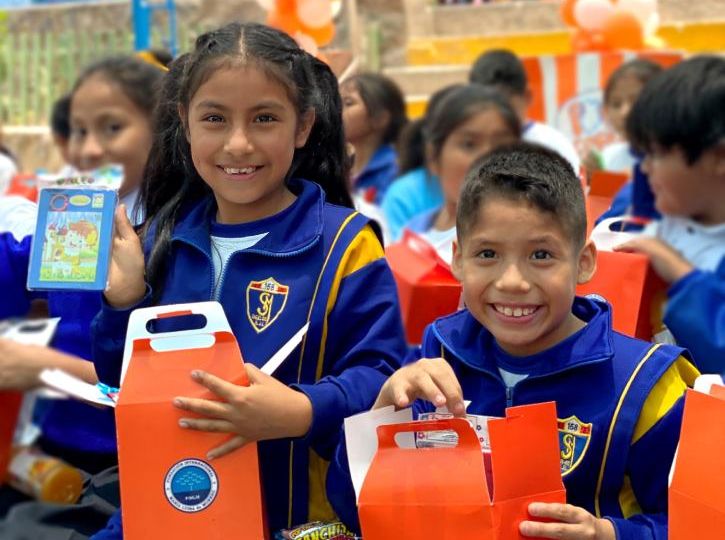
xmin=631 ymin=355 xmax=699 ymax=444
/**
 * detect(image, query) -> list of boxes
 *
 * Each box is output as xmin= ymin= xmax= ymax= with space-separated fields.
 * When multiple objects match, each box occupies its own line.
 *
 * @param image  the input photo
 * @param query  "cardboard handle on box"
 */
xmin=376 ymin=418 xmax=478 ymax=449
xmin=590 ymin=216 xmax=650 ymax=252
xmin=121 ymin=301 xmax=232 ymax=385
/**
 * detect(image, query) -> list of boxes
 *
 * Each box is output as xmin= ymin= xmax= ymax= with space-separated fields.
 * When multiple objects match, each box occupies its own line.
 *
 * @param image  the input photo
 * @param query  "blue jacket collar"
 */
xmin=355 ymin=144 xmax=397 ymax=184
xmin=170 ymin=178 xmax=325 ymax=256
xmin=432 ymin=296 xmax=615 ymax=377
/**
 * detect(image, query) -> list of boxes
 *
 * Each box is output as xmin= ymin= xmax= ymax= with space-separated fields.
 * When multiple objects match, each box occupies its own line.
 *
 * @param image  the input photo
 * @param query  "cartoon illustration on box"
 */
xmin=38 ymin=196 xmax=102 ymax=283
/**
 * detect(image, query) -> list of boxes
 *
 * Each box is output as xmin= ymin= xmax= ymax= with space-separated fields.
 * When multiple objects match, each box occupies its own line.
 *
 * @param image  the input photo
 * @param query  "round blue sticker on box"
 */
xmin=164 ymin=459 xmax=218 ymax=512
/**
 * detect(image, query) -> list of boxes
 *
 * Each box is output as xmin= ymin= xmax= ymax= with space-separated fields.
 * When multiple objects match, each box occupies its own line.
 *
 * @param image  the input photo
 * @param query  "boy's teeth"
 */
xmin=495 ymin=305 xmax=536 ymax=318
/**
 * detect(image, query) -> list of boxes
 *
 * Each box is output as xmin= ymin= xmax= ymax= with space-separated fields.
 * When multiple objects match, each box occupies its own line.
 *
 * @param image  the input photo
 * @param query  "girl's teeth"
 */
xmin=224 ymin=167 xmax=255 ymax=174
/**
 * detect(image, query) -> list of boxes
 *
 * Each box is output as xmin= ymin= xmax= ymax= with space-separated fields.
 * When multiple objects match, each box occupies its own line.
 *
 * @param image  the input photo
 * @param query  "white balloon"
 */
xmin=644 ymin=11 xmax=660 ymax=37
xmin=574 ymin=0 xmax=616 ymax=32
xmin=617 ymin=0 xmax=657 ymax=26
xmin=297 ymin=0 xmax=333 ymax=29
xmin=254 ymin=0 xmax=275 ymax=11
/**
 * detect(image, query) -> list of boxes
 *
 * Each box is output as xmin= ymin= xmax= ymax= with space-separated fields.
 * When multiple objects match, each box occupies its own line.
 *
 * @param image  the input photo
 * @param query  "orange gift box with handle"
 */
xmin=577 ymin=250 xmax=666 ymax=340
xmin=385 ymin=230 xmax=461 ymax=344
xmin=669 ymin=379 xmax=725 ymax=539
xmin=115 ymin=302 xmax=265 ymax=540
xmin=358 ymin=402 xmax=565 ymax=540
xmin=0 ymin=392 xmax=23 ymax=484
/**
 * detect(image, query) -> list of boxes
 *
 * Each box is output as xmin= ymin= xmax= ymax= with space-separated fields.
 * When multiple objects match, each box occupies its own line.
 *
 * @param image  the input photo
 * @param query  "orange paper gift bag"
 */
xmin=577 ymin=249 xmax=666 ymax=340
xmin=116 ymin=302 xmax=265 ymax=540
xmin=385 ymin=231 xmax=461 ymax=344
xmin=670 ymin=381 xmax=725 ymax=539
xmin=358 ymin=402 xmax=565 ymax=540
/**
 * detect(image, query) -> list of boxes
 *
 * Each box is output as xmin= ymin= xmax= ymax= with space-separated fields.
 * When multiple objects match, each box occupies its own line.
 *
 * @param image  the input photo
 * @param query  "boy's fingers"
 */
xmin=410 ymin=371 xmax=446 ymax=407
xmin=208 ymin=435 xmax=247 ymax=460
xmin=427 ymin=368 xmax=464 ymax=415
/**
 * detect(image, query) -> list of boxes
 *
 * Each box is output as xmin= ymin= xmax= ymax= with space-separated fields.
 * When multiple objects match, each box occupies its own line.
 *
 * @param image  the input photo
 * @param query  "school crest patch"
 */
xmin=246 ymin=277 xmax=289 ymax=333
xmin=558 ymin=416 xmax=592 ymax=476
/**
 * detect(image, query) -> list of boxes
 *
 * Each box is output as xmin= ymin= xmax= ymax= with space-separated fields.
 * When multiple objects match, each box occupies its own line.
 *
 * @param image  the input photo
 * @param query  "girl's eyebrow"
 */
xmin=194 ymin=100 xmax=286 ymax=112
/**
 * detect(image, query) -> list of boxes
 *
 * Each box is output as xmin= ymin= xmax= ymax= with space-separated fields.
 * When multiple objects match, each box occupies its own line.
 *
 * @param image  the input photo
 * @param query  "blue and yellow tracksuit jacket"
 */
xmin=327 ymin=297 xmax=697 ymax=540
xmin=0 ymin=233 xmax=116 ymax=458
xmin=664 ymin=257 xmax=725 ymax=374
xmin=91 ymin=179 xmax=407 ymax=535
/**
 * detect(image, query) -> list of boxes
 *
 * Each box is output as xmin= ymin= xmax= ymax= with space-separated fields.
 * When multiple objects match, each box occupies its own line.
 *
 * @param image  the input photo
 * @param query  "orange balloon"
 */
xmin=560 ymin=0 xmax=579 ymax=27
xmin=571 ymin=28 xmax=608 ymax=51
xmin=300 ymin=20 xmax=335 ymax=47
xmin=601 ymin=9 xmax=644 ymax=49
xmin=267 ymin=1 xmax=303 ymax=35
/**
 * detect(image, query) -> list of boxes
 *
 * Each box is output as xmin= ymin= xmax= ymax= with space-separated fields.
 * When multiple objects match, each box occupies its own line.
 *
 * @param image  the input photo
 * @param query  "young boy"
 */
xmin=615 ymin=56 xmax=725 ymax=372
xmin=469 ymin=49 xmax=581 ymax=173
xmin=327 ymin=143 xmax=697 ymax=539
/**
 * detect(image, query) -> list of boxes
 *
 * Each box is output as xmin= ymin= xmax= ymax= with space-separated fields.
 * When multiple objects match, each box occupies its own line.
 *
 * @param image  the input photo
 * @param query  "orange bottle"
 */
xmin=8 ymin=447 xmax=83 ymax=504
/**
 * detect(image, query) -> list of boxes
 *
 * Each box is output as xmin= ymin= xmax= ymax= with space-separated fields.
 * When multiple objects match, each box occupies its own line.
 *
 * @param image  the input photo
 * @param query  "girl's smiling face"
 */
xmin=184 ymin=64 xmax=314 ymax=224
xmin=69 ymin=74 xmax=154 ymax=197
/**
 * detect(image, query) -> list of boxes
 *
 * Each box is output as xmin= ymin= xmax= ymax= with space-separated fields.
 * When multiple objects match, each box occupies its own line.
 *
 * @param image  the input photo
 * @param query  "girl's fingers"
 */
xmin=113 ymin=205 xmax=136 ymax=240
xmin=190 ymin=370 xmax=241 ymax=401
xmin=173 ymin=396 xmax=229 ymax=418
xmin=528 ymin=502 xmax=582 ymax=523
xmin=177 ymin=417 xmax=235 ymax=433
xmin=207 ymin=435 xmax=247 ymax=460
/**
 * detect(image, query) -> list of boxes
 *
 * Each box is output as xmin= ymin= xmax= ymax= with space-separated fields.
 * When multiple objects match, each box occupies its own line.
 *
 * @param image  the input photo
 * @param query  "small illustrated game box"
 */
xmin=27 ymin=187 xmax=117 ymax=291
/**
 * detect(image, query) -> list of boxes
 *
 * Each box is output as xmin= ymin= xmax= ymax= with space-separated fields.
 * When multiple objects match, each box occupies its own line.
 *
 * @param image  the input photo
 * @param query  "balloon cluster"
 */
xmin=560 ymin=0 xmax=661 ymax=52
xmin=256 ymin=0 xmax=340 ymax=56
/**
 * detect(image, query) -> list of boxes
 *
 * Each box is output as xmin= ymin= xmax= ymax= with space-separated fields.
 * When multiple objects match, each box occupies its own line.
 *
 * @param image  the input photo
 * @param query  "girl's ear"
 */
xmin=295 ymin=109 xmax=316 ymax=148
xmin=372 ymin=110 xmax=391 ymax=133
xmin=178 ymin=105 xmax=190 ymax=142
xmin=426 ymin=142 xmax=441 ymax=177
xmin=576 ymin=239 xmax=597 ymax=284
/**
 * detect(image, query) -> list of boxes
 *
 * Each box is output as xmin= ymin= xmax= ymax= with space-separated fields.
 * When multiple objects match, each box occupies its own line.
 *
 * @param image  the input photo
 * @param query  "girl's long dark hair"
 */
xmin=140 ymin=22 xmax=353 ymax=299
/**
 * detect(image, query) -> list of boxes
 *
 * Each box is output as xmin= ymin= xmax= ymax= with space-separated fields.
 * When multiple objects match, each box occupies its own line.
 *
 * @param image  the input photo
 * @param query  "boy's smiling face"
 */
xmin=452 ymin=197 xmax=596 ymax=357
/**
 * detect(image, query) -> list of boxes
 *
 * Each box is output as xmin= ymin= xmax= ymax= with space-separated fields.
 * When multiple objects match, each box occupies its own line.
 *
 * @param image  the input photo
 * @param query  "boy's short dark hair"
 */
xmin=457 ymin=142 xmax=586 ymax=248
xmin=469 ymin=49 xmax=528 ymax=96
xmin=626 ymin=55 xmax=725 ymax=164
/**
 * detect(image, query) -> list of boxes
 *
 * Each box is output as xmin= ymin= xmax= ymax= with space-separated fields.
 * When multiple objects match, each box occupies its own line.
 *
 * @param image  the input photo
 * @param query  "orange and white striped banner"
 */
xmin=523 ymin=50 xmax=683 ymax=153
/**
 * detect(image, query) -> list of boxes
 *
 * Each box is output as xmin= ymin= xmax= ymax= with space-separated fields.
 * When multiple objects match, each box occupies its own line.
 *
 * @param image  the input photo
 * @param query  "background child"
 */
xmin=615 ymin=55 xmax=725 ymax=372
xmin=91 ymin=22 xmax=406 ymax=537
xmin=0 ymin=54 xmax=164 ymax=475
xmin=402 ymin=84 xmax=520 ymax=263
xmin=587 ymin=59 xmax=663 ymax=174
xmin=380 ymin=84 xmax=461 ymax=242
xmin=340 ymin=72 xmax=407 ymax=204
xmin=328 ymin=143 xmax=696 ymax=538
xmin=469 ymin=49 xmax=581 ymax=173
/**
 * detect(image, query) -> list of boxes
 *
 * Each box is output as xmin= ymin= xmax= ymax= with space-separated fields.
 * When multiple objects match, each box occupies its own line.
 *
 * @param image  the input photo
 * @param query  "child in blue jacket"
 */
xmin=0 ymin=55 xmax=164 ymax=475
xmin=91 ymin=23 xmax=406 ymax=537
xmin=328 ymin=143 xmax=697 ymax=540
xmin=615 ymin=56 xmax=725 ymax=372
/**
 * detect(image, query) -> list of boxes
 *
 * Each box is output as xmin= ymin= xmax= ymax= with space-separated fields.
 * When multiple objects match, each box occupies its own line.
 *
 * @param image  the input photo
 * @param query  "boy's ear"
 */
xmin=295 ymin=109 xmax=316 ymax=148
xmin=451 ymin=239 xmax=463 ymax=282
xmin=576 ymin=239 xmax=597 ymax=284
xmin=372 ymin=110 xmax=391 ymax=133
xmin=177 ymin=105 xmax=190 ymax=142
xmin=712 ymin=143 xmax=725 ymax=178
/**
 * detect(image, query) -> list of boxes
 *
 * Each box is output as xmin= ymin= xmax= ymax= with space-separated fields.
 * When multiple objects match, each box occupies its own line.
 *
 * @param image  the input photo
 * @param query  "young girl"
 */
xmin=587 ymin=59 xmax=663 ymax=174
xmin=0 ymin=54 xmax=164 ymax=476
xmin=402 ymin=85 xmax=521 ymax=263
xmin=380 ymin=84 xmax=463 ymax=242
xmin=340 ymin=72 xmax=407 ymax=204
xmin=91 ymin=22 xmax=406 ymax=536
